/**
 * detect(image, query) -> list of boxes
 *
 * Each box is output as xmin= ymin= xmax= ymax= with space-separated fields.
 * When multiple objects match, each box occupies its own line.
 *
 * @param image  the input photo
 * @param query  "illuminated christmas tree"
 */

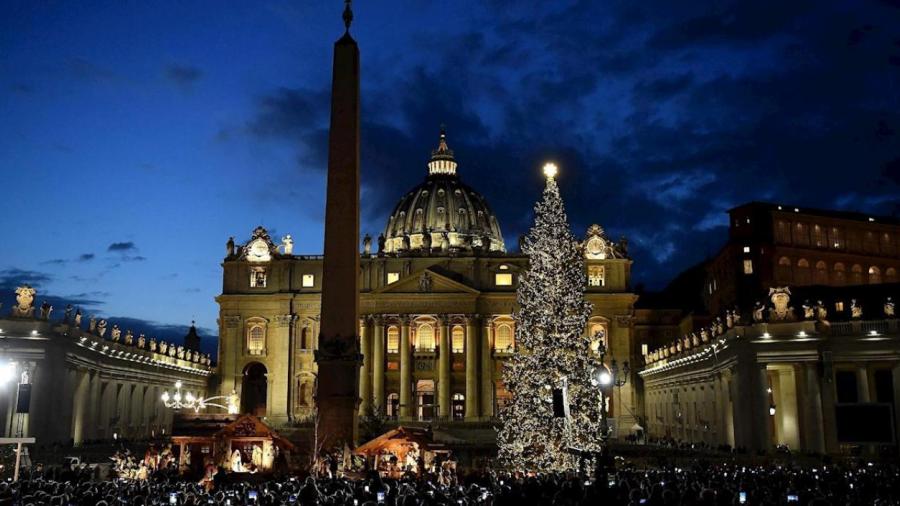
xmin=496 ymin=163 xmax=605 ymax=471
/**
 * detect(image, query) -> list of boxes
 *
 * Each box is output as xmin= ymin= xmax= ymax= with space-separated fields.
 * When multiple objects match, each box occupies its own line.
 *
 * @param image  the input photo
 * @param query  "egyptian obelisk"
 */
xmin=315 ymin=0 xmax=362 ymax=449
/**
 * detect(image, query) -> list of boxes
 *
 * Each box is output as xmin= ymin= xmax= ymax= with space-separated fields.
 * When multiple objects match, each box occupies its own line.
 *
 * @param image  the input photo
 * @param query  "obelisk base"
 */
xmin=315 ymin=347 xmax=362 ymax=451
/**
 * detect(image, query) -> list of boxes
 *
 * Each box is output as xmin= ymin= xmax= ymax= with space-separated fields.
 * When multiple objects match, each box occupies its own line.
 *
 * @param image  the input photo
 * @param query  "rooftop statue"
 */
xmin=124 ymin=330 xmax=134 ymax=346
xmin=886 ymin=297 xmax=895 ymax=318
xmin=111 ymin=325 xmax=121 ymax=342
xmin=39 ymin=301 xmax=53 ymax=321
xmin=150 ymin=337 xmax=157 ymax=352
xmin=74 ymin=308 xmax=83 ymax=328
xmin=64 ymin=304 xmax=74 ymax=323
xmin=137 ymin=333 xmax=146 ymax=349
xmin=363 ymin=234 xmax=372 ymax=256
xmin=97 ymin=320 xmax=108 ymax=338
xmin=281 ymin=234 xmax=294 ymax=255
xmin=11 ymin=285 xmax=36 ymax=318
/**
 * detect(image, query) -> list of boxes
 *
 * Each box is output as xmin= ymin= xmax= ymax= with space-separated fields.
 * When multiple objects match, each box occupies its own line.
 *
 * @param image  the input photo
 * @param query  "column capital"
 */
xmin=399 ymin=314 xmax=411 ymax=324
xmin=464 ymin=314 xmax=480 ymax=325
xmin=371 ymin=314 xmax=384 ymax=325
xmin=437 ymin=314 xmax=449 ymax=325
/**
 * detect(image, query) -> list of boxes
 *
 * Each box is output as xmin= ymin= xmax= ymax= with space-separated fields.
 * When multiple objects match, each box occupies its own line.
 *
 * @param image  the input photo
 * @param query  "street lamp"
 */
xmin=0 ymin=362 xmax=17 ymax=385
xmin=589 ymin=339 xmax=629 ymax=449
xmin=161 ymin=381 xmax=239 ymax=414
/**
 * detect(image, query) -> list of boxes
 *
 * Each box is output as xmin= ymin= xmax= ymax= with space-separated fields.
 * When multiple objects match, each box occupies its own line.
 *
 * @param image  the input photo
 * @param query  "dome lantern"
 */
xmin=427 ymin=126 xmax=458 ymax=176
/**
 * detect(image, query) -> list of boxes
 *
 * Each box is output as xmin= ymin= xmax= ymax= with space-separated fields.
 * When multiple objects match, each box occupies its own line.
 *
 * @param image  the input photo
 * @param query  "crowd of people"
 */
xmin=1 ymin=458 xmax=899 ymax=505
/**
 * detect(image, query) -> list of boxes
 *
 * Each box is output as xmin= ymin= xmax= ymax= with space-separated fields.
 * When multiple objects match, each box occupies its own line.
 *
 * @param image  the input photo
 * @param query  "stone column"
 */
xmin=757 ymin=365 xmax=773 ymax=451
xmin=372 ymin=316 xmax=385 ymax=415
xmin=480 ymin=317 xmax=494 ymax=419
xmin=857 ymin=366 xmax=871 ymax=403
xmin=802 ymin=363 xmax=825 ymax=453
xmin=820 ymin=361 xmax=840 ymax=453
xmin=465 ymin=315 xmax=479 ymax=420
xmin=358 ymin=317 xmax=372 ymax=415
xmin=399 ymin=316 xmax=412 ymax=419
xmin=438 ymin=315 xmax=451 ymax=419
xmin=892 ymin=363 xmax=900 ymax=446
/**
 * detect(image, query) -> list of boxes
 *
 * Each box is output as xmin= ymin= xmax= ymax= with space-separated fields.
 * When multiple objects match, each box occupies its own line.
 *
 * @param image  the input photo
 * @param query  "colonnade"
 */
xmin=357 ymin=313 xmax=499 ymax=421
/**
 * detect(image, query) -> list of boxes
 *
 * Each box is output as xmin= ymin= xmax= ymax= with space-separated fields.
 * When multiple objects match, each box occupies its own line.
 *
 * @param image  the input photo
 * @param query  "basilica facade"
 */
xmin=216 ymin=131 xmax=639 ymax=435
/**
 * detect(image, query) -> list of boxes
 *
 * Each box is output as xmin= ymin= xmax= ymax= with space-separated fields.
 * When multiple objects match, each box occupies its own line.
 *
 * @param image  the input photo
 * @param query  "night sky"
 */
xmin=2 ymin=1 xmax=899 ymax=351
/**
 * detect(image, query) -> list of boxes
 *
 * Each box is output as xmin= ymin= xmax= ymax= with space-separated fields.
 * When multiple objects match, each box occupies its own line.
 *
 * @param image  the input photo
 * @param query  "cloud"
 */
xmin=107 ymin=241 xmax=136 ymax=252
xmin=164 ymin=64 xmax=203 ymax=87
xmin=220 ymin=0 xmax=900 ymax=290
xmin=40 ymin=259 xmax=68 ymax=266
xmin=79 ymin=253 xmax=95 ymax=261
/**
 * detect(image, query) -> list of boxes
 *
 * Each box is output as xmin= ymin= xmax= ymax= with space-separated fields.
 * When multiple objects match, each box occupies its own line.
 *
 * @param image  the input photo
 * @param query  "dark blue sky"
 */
xmin=2 ymin=1 xmax=898 ymax=349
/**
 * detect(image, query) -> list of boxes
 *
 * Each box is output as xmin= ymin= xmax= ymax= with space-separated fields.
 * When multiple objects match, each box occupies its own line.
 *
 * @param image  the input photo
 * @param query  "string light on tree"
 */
xmin=496 ymin=162 xmax=604 ymax=471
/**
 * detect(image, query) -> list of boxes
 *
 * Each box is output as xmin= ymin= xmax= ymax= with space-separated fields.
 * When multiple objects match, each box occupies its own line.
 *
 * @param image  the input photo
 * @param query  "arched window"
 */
xmin=247 ymin=324 xmax=266 ymax=355
xmin=795 ymin=258 xmax=811 ymax=285
xmin=588 ymin=265 xmax=605 ymax=287
xmin=833 ymin=263 xmax=846 ymax=285
xmin=589 ymin=322 xmax=608 ymax=353
xmin=416 ymin=323 xmax=435 ymax=351
xmin=775 ymin=221 xmax=791 ymax=243
xmin=452 ymin=393 xmax=465 ymax=420
xmin=812 ymin=225 xmax=826 ymax=248
xmin=451 ymin=326 xmax=465 ymax=353
xmin=886 ymin=267 xmax=898 ymax=283
xmin=776 ymin=257 xmax=792 ymax=283
xmin=850 ymin=264 xmax=864 ymax=285
xmin=881 ymin=233 xmax=894 ymax=255
xmin=494 ymin=324 xmax=513 ymax=352
xmin=868 ymin=266 xmax=882 ymax=284
xmin=386 ymin=393 xmax=400 ymax=417
xmin=831 ymin=227 xmax=843 ymax=249
xmin=793 ymin=222 xmax=809 ymax=245
xmin=386 ymin=326 xmax=400 ymax=354
xmin=814 ymin=261 xmax=828 ymax=284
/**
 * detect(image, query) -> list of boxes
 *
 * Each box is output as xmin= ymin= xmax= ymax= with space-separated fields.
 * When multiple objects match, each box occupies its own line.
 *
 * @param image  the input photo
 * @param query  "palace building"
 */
xmin=215 ymin=131 xmax=640 ymax=437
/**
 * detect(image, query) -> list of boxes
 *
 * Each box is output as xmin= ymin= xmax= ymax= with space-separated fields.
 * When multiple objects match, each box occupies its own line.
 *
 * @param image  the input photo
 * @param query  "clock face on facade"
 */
xmin=247 ymin=239 xmax=271 ymax=262
xmin=586 ymin=237 xmax=606 ymax=259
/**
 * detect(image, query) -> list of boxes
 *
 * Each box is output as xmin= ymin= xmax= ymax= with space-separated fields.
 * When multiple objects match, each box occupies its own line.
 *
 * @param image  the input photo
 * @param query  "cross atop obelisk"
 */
xmin=315 ymin=0 xmax=362 ymax=450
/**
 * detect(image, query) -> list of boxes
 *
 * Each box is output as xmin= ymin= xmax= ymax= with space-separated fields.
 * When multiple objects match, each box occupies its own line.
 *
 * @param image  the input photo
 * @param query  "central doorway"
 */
xmin=241 ymin=362 xmax=268 ymax=417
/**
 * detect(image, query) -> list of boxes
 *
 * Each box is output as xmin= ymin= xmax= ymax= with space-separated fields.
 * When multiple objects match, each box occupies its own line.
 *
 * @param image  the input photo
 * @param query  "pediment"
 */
xmin=373 ymin=267 xmax=480 ymax=295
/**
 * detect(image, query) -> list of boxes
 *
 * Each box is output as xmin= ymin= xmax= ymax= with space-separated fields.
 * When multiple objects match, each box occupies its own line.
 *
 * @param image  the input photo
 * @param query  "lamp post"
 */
xmin=589 ymin=339 xmax=629 ymax=481
xmin=161 ymin=381 xmax=239 ymax=414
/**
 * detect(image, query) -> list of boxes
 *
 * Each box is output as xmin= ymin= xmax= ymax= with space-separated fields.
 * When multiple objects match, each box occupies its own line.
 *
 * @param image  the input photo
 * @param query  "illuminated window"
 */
xmin=743 ymin=259 xmax=753 ymax=275
xmin=495 ymin=273 xmax=513 ymax=286
xmin=850 ymin=264 xmax=863 ymax=285
xmin=386 ymin=326 xmax=400 ymax=353
xmin=831 ymin=227 xmax=843 ymax=249
xmin=387 ymin=393 xmax=400 ymax=417
xmin=775 ymin=221 xmax=791 ymax=243
xmin=887 ymin=267 xmax=897 ymax=283
xmin=416 ymin=323 xmax=435 ymax=351
xmin=796 ymin=258 xmax=811 ymax=284
xmin=451 ymin=326 xmax=465 ymax=353
xmin=247 ymin=325 xmax=266 ymax=355
xmin=249 ymin=267 xmax=267 ymax=288
xmin=452 ymin=393 xmax=465 ymax=420
xmin=812 ymin=225 xmax=826 ymax=248
xmin=494 ymin=324 xmax=513 ymax=352
xmin=793 ymin=222 xmax=809 ymax=245
xmin=833 ymin=262 xmax=846 ymax=285
xmin=868 ymin=266 xmax=881 ymax=284
xmin=386 ymin=272 xmax=400 ymax=284
xmin=835 ymin=301 xmax=844 ymax=312
xmin=743 ymin=246 xmax=750 ymax=253
xmin=301 ymin=274 xmax=314 ymax=287
xmin=776 ymin=256 xmax=792 ymax=283
xmin=588 ymin=265 xmax=605 ymax=287
xmin=814 ymin=261 xmax=828 ymax=284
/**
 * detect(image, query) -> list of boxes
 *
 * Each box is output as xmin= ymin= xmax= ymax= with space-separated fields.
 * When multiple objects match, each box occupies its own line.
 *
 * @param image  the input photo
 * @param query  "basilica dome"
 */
xmin=382 ymin=130 xmax=506 ymax=255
